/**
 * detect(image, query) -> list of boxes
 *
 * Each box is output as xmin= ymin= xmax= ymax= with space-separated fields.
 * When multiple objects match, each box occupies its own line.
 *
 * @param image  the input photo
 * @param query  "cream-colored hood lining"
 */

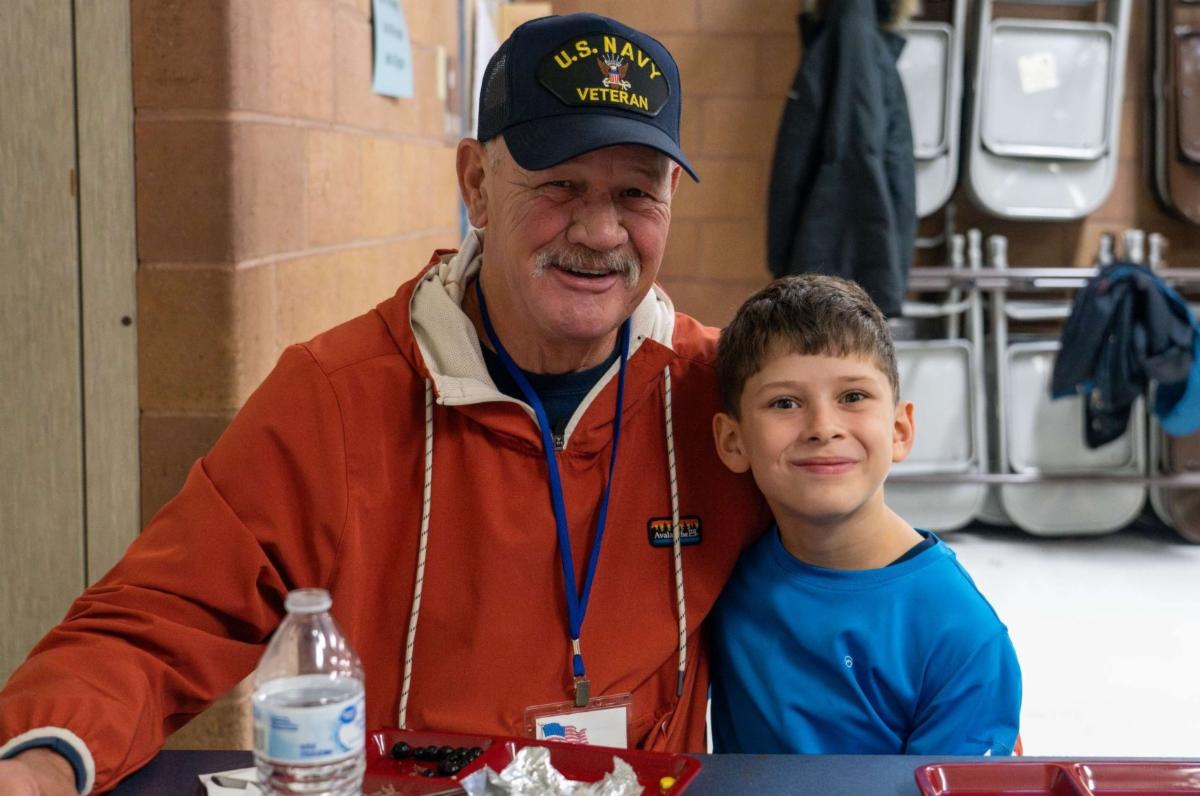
xmin=409 ymin=228 xmax=678 ymax=439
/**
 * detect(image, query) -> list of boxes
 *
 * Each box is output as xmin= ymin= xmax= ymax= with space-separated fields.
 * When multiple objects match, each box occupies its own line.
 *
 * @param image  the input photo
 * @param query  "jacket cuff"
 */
xmin=0 ymin=727 xmax=94 ymax=794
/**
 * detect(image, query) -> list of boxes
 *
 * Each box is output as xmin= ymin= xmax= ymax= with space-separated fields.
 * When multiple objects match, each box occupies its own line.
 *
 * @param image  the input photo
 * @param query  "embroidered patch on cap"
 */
xmin=647 ymin=516 xmax=702 ymax=547
xmin=537 ymin=34 xmax=670 ymax=117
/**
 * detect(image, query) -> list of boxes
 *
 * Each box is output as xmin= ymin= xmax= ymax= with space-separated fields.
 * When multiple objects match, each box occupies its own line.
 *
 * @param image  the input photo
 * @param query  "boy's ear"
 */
xmin=891 ymin=400 xmax=915 ymax=463
xmin=713 ymin=412 xmax=751 ymax=474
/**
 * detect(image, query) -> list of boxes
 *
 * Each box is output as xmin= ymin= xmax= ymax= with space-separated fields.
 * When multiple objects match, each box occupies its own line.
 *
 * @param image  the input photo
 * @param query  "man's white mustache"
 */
xmin=534 ymin=247 xmax=641 ymax=289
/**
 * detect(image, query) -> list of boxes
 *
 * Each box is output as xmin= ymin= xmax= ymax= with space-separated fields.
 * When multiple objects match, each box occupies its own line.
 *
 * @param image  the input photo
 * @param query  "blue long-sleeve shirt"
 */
xmin=710 ymin=529 xmax=1021 ymax=755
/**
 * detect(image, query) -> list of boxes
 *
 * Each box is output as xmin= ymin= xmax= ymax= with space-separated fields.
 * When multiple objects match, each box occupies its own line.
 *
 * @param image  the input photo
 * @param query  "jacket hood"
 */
xmin=376 ymin=228 xmax=681 ymax=445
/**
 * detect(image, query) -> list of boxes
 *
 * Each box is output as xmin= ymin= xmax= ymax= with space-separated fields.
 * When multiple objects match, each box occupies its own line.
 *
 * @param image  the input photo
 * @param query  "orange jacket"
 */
xmin=0 ymin=232 xmax=767 ymax=792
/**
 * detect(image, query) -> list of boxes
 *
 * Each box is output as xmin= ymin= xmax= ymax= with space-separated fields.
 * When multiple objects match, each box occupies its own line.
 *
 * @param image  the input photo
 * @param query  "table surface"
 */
xmin=108 ymin=750 xmax=994 ymax=795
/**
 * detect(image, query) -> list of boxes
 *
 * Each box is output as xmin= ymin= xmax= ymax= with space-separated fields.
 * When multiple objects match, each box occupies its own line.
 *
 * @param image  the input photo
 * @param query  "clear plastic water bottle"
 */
xmin=252 ymin=588 xmax=366 ymax=795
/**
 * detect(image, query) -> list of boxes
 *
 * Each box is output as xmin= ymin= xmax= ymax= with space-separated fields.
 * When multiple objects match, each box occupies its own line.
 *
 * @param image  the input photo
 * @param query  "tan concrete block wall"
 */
xmin=132 ymin=0 xmax=462 ymax=748
xmin=139 ymin=412 xmax=237 ymax=527
xmin=134 ymin=0 xmax=462 ymax=509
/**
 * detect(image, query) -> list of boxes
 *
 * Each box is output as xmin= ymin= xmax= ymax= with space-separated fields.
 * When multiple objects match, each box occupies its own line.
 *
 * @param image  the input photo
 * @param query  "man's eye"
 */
xmin=623 ymin=188 xmax=648 ymax=198
xmin=543 ymin=180 xmax=574 ymax=190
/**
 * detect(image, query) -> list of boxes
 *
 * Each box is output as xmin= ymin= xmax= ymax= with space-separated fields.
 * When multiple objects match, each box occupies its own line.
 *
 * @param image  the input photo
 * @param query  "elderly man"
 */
xmin=0 ymin=13 xmax=766 ymax=794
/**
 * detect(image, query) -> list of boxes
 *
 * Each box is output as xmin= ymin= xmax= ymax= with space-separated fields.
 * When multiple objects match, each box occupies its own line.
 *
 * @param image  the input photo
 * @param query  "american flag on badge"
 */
xmin=541 ymin=721 xmax=589 ymax=744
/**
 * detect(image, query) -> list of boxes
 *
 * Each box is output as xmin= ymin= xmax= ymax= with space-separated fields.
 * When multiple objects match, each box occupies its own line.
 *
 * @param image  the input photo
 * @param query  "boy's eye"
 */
xmin=842 ymin=390 xmax=868 ymax=404
xmin=769 ymin=397 xmax=799 ymax=410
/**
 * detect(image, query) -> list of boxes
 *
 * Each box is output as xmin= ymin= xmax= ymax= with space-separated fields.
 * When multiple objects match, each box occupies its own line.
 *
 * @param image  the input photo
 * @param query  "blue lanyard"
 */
xmin=475 ymin=277 xmax=630 ymax=706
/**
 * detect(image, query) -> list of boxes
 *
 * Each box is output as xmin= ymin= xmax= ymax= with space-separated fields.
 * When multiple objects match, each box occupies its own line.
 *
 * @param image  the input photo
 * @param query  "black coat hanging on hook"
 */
xmin=766 ymin=0 xmax=916 ymax=318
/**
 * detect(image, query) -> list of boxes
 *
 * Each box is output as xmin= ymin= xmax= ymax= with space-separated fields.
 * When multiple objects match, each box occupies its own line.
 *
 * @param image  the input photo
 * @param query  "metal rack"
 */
xmin=907 ymin=266 xmax=1200 ymax=291
xmin=887 ymin=263 xmax=1200 ymax=491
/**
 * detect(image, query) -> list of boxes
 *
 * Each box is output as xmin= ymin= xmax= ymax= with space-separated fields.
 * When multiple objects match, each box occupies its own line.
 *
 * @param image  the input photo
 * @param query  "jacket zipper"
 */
xmin=553 ymin=432 xmax=566 ymax=451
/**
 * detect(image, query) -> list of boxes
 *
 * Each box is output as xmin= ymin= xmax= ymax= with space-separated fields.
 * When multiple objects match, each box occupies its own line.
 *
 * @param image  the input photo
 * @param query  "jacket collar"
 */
xmin=377 ymin=229 xmax=679 ymax=445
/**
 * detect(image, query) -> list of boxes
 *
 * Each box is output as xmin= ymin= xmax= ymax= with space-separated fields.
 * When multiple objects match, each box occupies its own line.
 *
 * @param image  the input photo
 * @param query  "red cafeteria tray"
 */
xmin=363 ymin=727 xmax=701 ymax=795
xmin=916 ymin=760 xmax=1200 ymax=795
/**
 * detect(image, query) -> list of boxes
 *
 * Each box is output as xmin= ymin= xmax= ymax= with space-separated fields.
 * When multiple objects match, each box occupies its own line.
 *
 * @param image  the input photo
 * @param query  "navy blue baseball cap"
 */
xmin=477 ymin=13 xmax=698 ymax=181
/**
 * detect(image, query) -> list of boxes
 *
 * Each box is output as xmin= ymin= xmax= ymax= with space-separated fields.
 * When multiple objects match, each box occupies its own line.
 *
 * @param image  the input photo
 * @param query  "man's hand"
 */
xmin=0 ymin=749 xmax=77 ymax=795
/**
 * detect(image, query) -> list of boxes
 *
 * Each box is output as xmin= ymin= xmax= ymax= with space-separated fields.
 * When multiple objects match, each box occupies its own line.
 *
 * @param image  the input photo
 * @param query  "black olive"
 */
xmin=437 ymin=745 xmax=454 ymax=759
xmin=440 ymin=762 xmax=462 ymax=776
xmin=420 ymin=768 xmax=438 ymax=777
xmin=390 ymin=741 xmax=412 ymax=759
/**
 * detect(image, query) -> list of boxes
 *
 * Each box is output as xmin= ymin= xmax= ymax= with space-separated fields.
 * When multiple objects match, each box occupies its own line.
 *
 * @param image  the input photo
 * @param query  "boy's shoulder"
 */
xmin=722 ymin=531 xmax=1009 ymax=634
xmin=916 ymin=540 xmax=1006 ymax=622
xmin=900 ymin=538 xmax=1012 ymax=656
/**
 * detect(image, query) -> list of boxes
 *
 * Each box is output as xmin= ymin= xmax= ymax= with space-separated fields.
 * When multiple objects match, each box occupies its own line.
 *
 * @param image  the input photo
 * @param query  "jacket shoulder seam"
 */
xmin=666 ymin=350 xmax=717 ymax=371
xmin=298 ymin=311 xmax=407 ymax=379
xmin=320 ymin=351 xmax=404 ymax=379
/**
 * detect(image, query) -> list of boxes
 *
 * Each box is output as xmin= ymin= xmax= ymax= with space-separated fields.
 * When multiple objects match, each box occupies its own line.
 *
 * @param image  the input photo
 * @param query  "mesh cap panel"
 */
xmin=478 ymin=43 xmax=509 ymax=140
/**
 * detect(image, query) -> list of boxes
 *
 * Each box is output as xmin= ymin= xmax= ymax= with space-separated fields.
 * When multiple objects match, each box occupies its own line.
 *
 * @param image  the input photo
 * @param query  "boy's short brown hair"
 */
xmin=716 ymin=275 xmax=900 ymax=416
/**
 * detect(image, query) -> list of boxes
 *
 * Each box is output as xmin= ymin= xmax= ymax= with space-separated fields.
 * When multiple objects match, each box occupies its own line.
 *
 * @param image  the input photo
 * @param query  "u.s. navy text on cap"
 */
xmin=537 ymin=35 xmax=670 ymax=117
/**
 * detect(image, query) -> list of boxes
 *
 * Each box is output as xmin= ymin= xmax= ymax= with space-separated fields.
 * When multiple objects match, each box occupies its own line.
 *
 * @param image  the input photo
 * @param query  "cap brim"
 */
xmin=501 ymin=114 xmax=699 ymax=182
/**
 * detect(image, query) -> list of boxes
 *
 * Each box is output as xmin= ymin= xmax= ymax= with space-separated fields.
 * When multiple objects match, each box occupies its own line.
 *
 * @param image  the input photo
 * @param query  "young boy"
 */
xmin=708 ymin=275 xmax=1021 ymax=755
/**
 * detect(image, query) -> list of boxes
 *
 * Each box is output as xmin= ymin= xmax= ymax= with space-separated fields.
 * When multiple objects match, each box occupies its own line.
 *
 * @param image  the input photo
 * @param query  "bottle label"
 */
xmin=252 ymin=675 xmax=366 ymax=765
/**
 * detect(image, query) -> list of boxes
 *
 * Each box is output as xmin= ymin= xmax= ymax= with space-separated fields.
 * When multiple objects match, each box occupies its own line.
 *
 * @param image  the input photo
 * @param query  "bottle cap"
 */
xmin=285 ymin=588 xmax=333 ymax=614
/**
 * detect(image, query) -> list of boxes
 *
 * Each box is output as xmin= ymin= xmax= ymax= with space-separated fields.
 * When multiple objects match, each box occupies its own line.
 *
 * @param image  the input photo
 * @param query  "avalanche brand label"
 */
xmin=252 ymin=675 xmax=366 ymax=764
xmin=647 ymin=516 xmax=702 ymax=547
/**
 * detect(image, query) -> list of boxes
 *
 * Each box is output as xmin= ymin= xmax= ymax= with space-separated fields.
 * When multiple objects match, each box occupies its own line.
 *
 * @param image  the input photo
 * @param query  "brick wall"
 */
xmin=130 ymin=0 xmax=461 ymax=747
xmin=133 ymin=0 xmax=461 ymax=526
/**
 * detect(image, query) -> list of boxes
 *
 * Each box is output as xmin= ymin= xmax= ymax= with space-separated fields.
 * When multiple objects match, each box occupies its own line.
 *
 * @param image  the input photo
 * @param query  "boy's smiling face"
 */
xmin=713 ymin=347 xmax=915 ymax=531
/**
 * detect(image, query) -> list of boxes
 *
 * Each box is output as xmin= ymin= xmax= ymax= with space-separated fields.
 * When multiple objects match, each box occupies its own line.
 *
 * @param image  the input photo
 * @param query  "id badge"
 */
xmin=523 ymin=693 xmax=632 ymax=748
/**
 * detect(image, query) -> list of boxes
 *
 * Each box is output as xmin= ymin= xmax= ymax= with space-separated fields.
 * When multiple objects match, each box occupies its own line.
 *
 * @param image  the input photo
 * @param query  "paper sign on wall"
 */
xmin=372 ymin=0 xmax=414 ymax=98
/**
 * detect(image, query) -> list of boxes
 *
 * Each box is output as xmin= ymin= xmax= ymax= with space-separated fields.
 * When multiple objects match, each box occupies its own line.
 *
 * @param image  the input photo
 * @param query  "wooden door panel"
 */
xmin=0 ymin=0 xmax=86 ymax=680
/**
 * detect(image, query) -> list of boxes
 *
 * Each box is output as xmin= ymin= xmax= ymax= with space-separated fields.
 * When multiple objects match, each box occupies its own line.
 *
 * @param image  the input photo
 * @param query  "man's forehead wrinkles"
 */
xmin=629 ymin=159 xmax=670 ymax=181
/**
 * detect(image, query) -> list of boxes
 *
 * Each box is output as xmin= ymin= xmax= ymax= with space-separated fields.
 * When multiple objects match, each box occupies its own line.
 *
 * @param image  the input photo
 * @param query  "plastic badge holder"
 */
xmin=915 ymin=760 xmax=1200 ymax=795
xmin=364 ymin=727 xmax=701 ymax=795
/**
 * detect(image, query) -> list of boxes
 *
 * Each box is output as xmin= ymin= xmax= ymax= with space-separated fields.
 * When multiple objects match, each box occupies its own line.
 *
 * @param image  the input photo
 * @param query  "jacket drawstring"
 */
xmin=398 ymin=368 xmax=689 ymax=725
xmin=398 ymin=379 xmax=434 ymax=728
xmin=662 ymin=366 xmax=688 ymax=697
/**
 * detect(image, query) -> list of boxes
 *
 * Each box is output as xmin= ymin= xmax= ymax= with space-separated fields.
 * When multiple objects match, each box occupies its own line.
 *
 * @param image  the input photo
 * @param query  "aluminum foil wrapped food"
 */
xmin=460 ymin=745 xmax=643 ymax=796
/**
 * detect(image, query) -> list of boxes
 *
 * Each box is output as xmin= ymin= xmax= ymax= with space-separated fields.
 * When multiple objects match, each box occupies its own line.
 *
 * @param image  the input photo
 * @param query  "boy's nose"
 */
xmin=806 ymin=405 xmax=844 ymax=442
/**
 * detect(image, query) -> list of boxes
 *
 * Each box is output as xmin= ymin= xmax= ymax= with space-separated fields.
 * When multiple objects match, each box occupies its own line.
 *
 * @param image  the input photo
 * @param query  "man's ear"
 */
xmin=892 ymin=400 xmax=915 ymax=463
xmin=668 ymin=163 xmax=682 ymax=196
xmin=713 ymin=412 xmax=751 ymax=474
xmin=457 ymin=138 xmax=489 ymax=228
